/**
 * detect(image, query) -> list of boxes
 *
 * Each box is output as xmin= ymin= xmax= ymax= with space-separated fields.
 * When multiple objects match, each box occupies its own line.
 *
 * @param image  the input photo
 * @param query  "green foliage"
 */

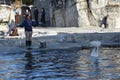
xmin=22 ymin=0 xmax=33 ymax=5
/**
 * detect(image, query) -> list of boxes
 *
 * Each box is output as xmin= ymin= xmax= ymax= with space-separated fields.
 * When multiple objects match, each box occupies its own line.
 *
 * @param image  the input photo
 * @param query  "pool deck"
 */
xmin=1 ymin=26 xmax=120 ymax=35
xmin=0 ymin=26 xmax=120 ymax=52
xmin=19 ymin=26 xmax=120 ymax=34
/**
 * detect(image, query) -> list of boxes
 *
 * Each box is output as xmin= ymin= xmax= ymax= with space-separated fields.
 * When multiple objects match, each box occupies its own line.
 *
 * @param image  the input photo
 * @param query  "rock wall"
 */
xmin=0 ymin=5 xmax=15 ymax=32
xmin=0 ymin=6 xmax=10 ymax=22
xmin=50 ymin=0 xmax=120 ymax=28
xmin=1 ymin=0 xmax=119 ymax=28
xmin=50 ymin=0 xmax=79 ymax=27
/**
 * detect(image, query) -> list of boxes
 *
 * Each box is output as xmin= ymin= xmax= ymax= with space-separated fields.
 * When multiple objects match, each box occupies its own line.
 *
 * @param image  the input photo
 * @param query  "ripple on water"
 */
xmin=0 ymin=49 xmax=119 ymax=80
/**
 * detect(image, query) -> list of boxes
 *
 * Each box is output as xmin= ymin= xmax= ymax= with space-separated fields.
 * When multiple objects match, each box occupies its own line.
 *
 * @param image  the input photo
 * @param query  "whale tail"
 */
xmin=90 ymin=47 xmax=99 ymax=57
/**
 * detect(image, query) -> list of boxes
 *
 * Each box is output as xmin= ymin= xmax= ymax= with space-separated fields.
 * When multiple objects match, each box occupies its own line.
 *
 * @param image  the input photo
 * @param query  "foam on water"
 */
xmin=90 ymin=41 xmax=101 ymax=58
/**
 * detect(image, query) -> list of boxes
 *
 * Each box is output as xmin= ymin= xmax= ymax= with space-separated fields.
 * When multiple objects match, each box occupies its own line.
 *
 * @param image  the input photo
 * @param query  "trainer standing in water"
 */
xmin=20 ymin=15 xmax=33 ymax=48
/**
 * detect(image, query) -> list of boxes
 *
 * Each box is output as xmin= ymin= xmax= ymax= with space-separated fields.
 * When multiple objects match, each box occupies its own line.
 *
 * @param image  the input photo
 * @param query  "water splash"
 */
xmin=90 ymin=41 xmax=101 ymax=58
xmin=89 ymin=41 xmax=101 ymax=77
xmin=90 ymin=47 xmax=99 ymax=57
xmin=90 ymin=41 xmax=101 ymax=48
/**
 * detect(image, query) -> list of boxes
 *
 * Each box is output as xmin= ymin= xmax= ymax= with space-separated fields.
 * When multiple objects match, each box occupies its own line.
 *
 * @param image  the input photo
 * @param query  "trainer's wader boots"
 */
xmin=25 ymin=41 xmax=29 ymax=47
xmin=28 ymin=41 xmax=32 ymax=47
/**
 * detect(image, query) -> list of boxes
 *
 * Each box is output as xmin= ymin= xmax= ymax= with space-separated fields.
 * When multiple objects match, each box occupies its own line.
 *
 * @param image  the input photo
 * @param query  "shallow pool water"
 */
xmin=0 ymin=48 xmax=120 ymax=80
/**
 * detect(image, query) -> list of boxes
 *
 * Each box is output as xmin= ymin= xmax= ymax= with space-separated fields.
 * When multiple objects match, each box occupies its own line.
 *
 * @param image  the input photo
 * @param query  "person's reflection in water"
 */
xmin=25 ymin=51 xmax=34 ymax=80
xmin=25 ymin=51 xmax=33 ymax=70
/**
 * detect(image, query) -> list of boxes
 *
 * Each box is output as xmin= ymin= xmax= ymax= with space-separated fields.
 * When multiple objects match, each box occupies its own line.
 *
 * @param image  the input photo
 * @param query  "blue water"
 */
xmin=0 ymin=48 xmax=120 ymax=80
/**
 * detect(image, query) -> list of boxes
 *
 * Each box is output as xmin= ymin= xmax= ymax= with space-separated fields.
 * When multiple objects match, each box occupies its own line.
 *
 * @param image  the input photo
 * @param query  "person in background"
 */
xmin=20 ymin=15 xmax=33 ymax=48
xmin=14 ymin=7 xmax=20 ymax=25
xmin=7 ymin=19 xmax=18 ymax=36
xmin=99 ymin=14 xmax=109 ymax=28
xmin=34 ymin=7 xmax=39 ymax=26
xmin=41 ymin=8 xmax=46 ymax=27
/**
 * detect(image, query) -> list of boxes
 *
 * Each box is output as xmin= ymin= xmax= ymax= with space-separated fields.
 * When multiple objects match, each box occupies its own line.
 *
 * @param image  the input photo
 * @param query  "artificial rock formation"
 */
xmin=50 ymin=0 xmax=120 ymax=28
xmin=1 ymin=0 xmax=119 ymax=28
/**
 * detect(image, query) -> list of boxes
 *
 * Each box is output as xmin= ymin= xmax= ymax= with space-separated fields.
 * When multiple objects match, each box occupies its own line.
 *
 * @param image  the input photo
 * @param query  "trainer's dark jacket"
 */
xmin=20 ymin=20 xmax=32 ymax=32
